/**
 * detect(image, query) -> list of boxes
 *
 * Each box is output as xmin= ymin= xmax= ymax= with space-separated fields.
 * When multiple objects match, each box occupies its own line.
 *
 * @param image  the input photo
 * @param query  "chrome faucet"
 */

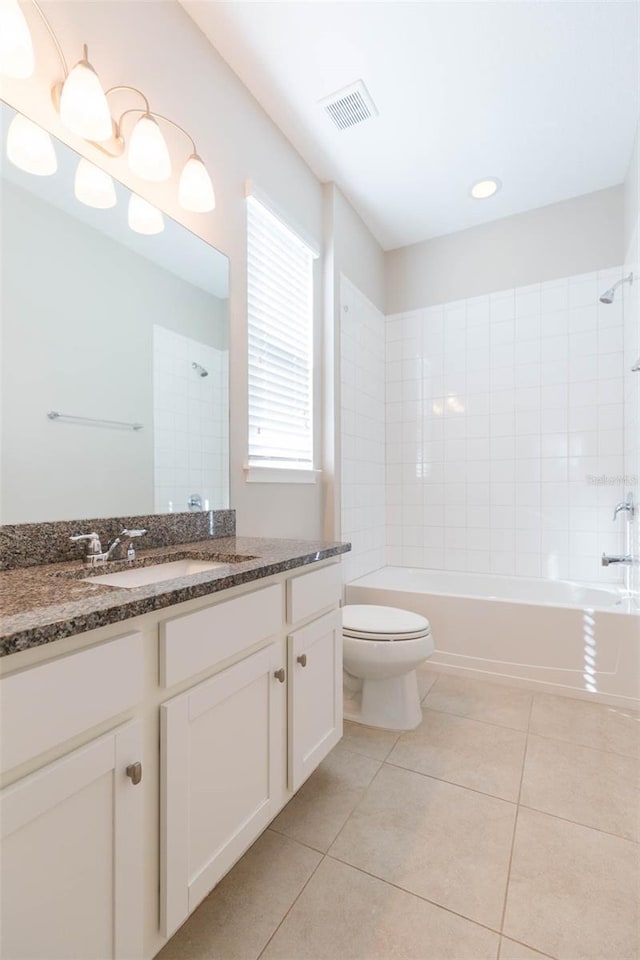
xmin=105 ymin=529 xmax=147 ymax=562
xmin=612 ymin=493 xmax=635 ymax=521
xmin=70 ymin=528 xmax=147 ymax=566
xmin=601 ymin=553 xmax=637 ymax=567
xmin=603 ymin=492 xmax=637 ymax=571
xmin=69 ymin=532 xmax=103 ymax=566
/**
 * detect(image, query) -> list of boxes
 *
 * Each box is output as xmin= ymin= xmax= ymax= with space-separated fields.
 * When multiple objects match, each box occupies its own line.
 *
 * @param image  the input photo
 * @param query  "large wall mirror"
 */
xmin=0 ymin=102 xmax=229 ymax=525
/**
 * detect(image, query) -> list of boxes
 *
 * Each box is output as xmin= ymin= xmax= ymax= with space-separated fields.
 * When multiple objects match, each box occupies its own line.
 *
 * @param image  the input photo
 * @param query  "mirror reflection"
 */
xmin=0 ymin=102 xmax=229 ymax=525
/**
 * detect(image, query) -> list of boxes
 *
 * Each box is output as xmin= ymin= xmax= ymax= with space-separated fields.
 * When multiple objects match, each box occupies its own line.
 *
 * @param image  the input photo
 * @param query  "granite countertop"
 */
xmin=0 ymin=536 xmax=350 ymax=657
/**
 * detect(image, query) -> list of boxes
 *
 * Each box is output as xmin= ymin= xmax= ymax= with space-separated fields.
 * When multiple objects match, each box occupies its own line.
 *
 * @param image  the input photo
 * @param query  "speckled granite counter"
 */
xmin=0 ymin=537 xmax=350 ymax=657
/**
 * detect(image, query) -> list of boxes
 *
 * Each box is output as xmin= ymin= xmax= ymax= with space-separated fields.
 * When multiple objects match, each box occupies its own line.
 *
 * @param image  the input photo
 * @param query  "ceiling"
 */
xmin=182 ymin=0 xmax=639 ymax=251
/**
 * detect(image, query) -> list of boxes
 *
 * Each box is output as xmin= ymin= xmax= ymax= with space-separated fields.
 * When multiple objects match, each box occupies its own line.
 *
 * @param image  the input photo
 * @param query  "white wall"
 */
xmin=386 ymin=269 xmax=627 ymax=585
xmin=385 ymin=187 xmax=625 ymax=315
xmin=332 ymin=187 xmax=385 ymax=314
xmin=1 ymin=181 xmax=226 ymax=524
xmin=323 ymin=184 xmax=385 ymax=543
xmin=1 ymin=0 xmax=325 ymax=538
xmin=340 ymin=277 xmax=386 ymax=583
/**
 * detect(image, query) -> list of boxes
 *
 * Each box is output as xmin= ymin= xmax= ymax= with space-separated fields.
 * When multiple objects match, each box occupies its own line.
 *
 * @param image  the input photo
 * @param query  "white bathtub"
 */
xmin=346 ymin=567 xmax=640 ymax=706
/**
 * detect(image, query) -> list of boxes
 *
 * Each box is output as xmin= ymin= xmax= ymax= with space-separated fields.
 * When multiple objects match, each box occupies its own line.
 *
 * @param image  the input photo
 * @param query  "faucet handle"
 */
xmin=70 ymin=532 xmax=102 ymax=554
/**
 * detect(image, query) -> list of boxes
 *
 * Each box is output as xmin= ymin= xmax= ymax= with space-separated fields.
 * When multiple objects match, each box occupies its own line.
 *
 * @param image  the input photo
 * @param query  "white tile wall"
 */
xmin=386 ymin=269 xmax=629 ymax=585
xmin=340 ymin=277 xmax=386 ymax=583
xmin=623 ymin=219 xmax=640 ymax=602
xmin=153 ymin=326 xmax=228 ymax=514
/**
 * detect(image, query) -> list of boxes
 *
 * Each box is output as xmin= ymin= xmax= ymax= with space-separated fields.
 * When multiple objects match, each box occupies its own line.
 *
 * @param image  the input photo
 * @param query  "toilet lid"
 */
xmin=342 ymin=604 xmax=430 ymax=638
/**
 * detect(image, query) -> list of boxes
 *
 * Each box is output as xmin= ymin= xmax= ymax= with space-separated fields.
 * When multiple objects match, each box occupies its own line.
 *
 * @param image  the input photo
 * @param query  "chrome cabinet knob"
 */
xmin=274 ymin=668 xmax=285 ymax=683
xmin=297 ymin=654 xmax=307 ymax=668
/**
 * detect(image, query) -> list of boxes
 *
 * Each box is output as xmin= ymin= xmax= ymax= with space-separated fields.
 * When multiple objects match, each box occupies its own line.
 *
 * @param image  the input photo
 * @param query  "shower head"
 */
xmin=599 ymin=272 xmax=633 ymax=304
xmin=192 ymin=362 xmax=208 ymax=378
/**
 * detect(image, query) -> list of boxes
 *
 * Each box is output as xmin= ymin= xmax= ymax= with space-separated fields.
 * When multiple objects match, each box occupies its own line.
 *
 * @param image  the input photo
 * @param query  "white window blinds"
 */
xmin=247 ymin=194 xmax=315 ymax=469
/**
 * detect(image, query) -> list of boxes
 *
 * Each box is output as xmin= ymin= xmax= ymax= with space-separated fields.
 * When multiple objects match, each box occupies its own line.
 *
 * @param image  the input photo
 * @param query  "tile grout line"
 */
xmin=515 ymin=803 xmax=640 ymax=845
xmin=258 ymin=757 xmax=390 ymax=960
xmin=497 ymin=686 xmax=533 ymax=941
xmin=420 ymin=701 xmax=532 ymax=734
xmin=324 ymin=850 xmax=507 ymax=942
xmin=382 ymin=757 xmax=521 ymax=806
xmin=255 ymin=847 xmax=328 ymax=960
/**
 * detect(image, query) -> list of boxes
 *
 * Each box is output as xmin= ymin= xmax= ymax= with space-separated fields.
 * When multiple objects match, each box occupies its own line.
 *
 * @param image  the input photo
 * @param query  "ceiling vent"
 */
xmin=320 ymin=80 xmax=378 ymax=131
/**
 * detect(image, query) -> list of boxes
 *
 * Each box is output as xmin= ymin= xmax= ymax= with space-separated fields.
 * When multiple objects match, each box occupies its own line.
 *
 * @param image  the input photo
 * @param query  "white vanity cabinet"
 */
xmin=0 ymin=556 xmax=344 ymax=960
xmin=0 ymin=721 xmax=144 ymax=960
xmin=159 ymin=561 xmax=343 ymax=940
xmin=288 ymin=610 xmax=342 ymax=791
xmin=160 ymin=643 xmax=286 ymax=937
xmin=0 ymin=634 xmax=146 ymax=960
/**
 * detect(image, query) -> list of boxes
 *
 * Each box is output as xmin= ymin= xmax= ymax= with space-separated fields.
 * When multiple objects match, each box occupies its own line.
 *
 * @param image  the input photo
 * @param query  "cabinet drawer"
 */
xmin=286 ymin=563 xmax=342 ymax=625
xmin=0 ymin=633 xmax=143 ymax=775
xmin=160 ymin=583 xmax=283 ymax=688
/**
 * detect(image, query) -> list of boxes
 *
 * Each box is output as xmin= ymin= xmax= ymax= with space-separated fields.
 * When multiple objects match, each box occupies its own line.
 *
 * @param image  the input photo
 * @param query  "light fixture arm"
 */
xmin=28 ymin=0 xmax=68 ymax=76
xmin=116 ymin=107 xmax=197 ymax=156
xmin=105 ymin=85 xmax=150 ymax=114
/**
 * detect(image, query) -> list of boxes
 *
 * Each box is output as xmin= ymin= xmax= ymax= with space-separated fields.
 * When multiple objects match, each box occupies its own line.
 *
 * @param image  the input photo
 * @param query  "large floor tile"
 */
xmin=499 ymin=939 xmax=553 ymax=959
xmin=424 ymin=674 xmax=532 ymax=731
xmin=262 ymin=857 xmax=500 ymax=960
xmin=504 ymin=807 xmax=640 ymax=960
xmin=270 ymin=745 xmax=381 ymax=852
xmin=157 ymin=830 xmax=321 ymax=960
xmin=387 ymin=708 xmax=527 ymax=801
xmin=341 ymin=720 xmax=400 ymax=761
xmin=530 ymin=693 xmax=640 ymax=759
xmin=521 ymin=734 xmax=640 ymax=840
xmin=329 ymin=762 xmax=516 ymax=929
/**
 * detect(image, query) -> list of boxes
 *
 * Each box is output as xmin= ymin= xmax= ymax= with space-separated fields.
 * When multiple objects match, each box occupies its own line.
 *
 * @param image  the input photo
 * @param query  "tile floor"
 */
xmin=158 ymin=669 xmax=640 ymax=960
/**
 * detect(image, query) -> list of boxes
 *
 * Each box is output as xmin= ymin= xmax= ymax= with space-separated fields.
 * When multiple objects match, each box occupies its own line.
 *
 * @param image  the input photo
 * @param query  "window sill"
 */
xmin=244 ymin=465 xmax=321 ymax=484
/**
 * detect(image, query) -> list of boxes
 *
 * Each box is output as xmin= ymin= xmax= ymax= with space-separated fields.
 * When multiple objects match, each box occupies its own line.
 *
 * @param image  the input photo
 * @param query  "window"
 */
xmin=246 ymin=193 xmax=316 ymax=478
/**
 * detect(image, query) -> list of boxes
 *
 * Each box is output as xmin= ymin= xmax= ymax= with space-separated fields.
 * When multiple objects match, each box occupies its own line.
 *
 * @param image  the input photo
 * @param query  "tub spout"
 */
xmin=601 ymin=553 xmax=637 ymax=567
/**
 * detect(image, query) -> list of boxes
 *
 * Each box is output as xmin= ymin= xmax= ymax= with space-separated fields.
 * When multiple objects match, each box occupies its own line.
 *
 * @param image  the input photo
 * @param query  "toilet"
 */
xmin=342 ymin=604 xmax=434 ymax=731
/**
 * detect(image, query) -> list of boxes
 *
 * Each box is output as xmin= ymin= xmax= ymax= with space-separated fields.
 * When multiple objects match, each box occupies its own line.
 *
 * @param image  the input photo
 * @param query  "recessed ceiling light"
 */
xmin=470 ymin=178 xmax=501 ymax=200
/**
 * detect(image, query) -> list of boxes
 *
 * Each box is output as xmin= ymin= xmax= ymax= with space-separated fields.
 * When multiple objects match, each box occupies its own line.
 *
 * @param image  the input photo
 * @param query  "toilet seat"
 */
xmin=342 ymin=604 xmax=430 ymax=642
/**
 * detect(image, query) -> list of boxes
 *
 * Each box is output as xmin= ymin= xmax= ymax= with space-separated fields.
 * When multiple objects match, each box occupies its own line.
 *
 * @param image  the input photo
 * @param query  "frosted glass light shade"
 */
xmin=128 ymin=194 xmax=164 ymax=235
xmin=178 ymin=153 xmax=215 ymax=213
xmin=127 ymin=114 xmax=171 ymax=182
xmin=59 ymin=51 xmax=112 ymax=142
xmin=75 ymin=158 xmax=116 ymax=209
xmin=6 ymin=113 xmax=57 ymax=176
xmin=0 ymin=0 xmax=34 ymax=78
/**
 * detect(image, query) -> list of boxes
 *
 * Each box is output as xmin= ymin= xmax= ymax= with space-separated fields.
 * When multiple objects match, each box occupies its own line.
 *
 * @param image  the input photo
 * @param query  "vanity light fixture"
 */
xmin=179 ymin=154 xmax=216 ymax=213
xmin=74 ymin=157 xmax=116 ymax=208
xmin=0 ymin=0 xmax=35 ymax=78
xmin=58 ymin=45 xmax=113 ymax=142
xmin=1 ymin=0 xmax=216 ymax=215
xmin=127 ymin=112 xmax=171 ymax=182
xmin=6 ymin=112 xmax=57 ymax=175
xmin=128 ymin=193 xmax=164 ymax=235
xmin=470 ymin=177 xmax=501 ymax=200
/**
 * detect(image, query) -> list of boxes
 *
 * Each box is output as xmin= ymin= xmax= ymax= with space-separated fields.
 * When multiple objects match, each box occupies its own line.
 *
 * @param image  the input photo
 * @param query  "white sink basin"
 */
xmin=84 ymin=559 xmax=225 ymax=589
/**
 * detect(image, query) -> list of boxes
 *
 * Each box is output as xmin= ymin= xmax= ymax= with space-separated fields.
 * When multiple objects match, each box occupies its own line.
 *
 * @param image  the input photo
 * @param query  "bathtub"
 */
xmin=345 ymin=567 xmax=640 ymax=707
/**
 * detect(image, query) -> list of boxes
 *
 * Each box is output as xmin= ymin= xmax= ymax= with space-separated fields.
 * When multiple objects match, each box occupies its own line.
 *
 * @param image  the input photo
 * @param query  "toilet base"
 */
xmin=343 ymin=670 xmax=422 ymax=731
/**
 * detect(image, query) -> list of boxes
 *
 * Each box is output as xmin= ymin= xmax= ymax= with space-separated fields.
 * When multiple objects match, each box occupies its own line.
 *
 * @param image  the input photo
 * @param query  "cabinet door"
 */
xmin=288 ymin=609 xmax=343 ymax=792
xmin=0 ymin=721 xmax=143 ymax=960
xmin=161 ymin=643 xmax=285 ymax=938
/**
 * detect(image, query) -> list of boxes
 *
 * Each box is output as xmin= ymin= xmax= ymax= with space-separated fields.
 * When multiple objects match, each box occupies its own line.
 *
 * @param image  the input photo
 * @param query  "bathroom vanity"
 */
xmin=0 ymin=530 xmax=349 ymax=959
